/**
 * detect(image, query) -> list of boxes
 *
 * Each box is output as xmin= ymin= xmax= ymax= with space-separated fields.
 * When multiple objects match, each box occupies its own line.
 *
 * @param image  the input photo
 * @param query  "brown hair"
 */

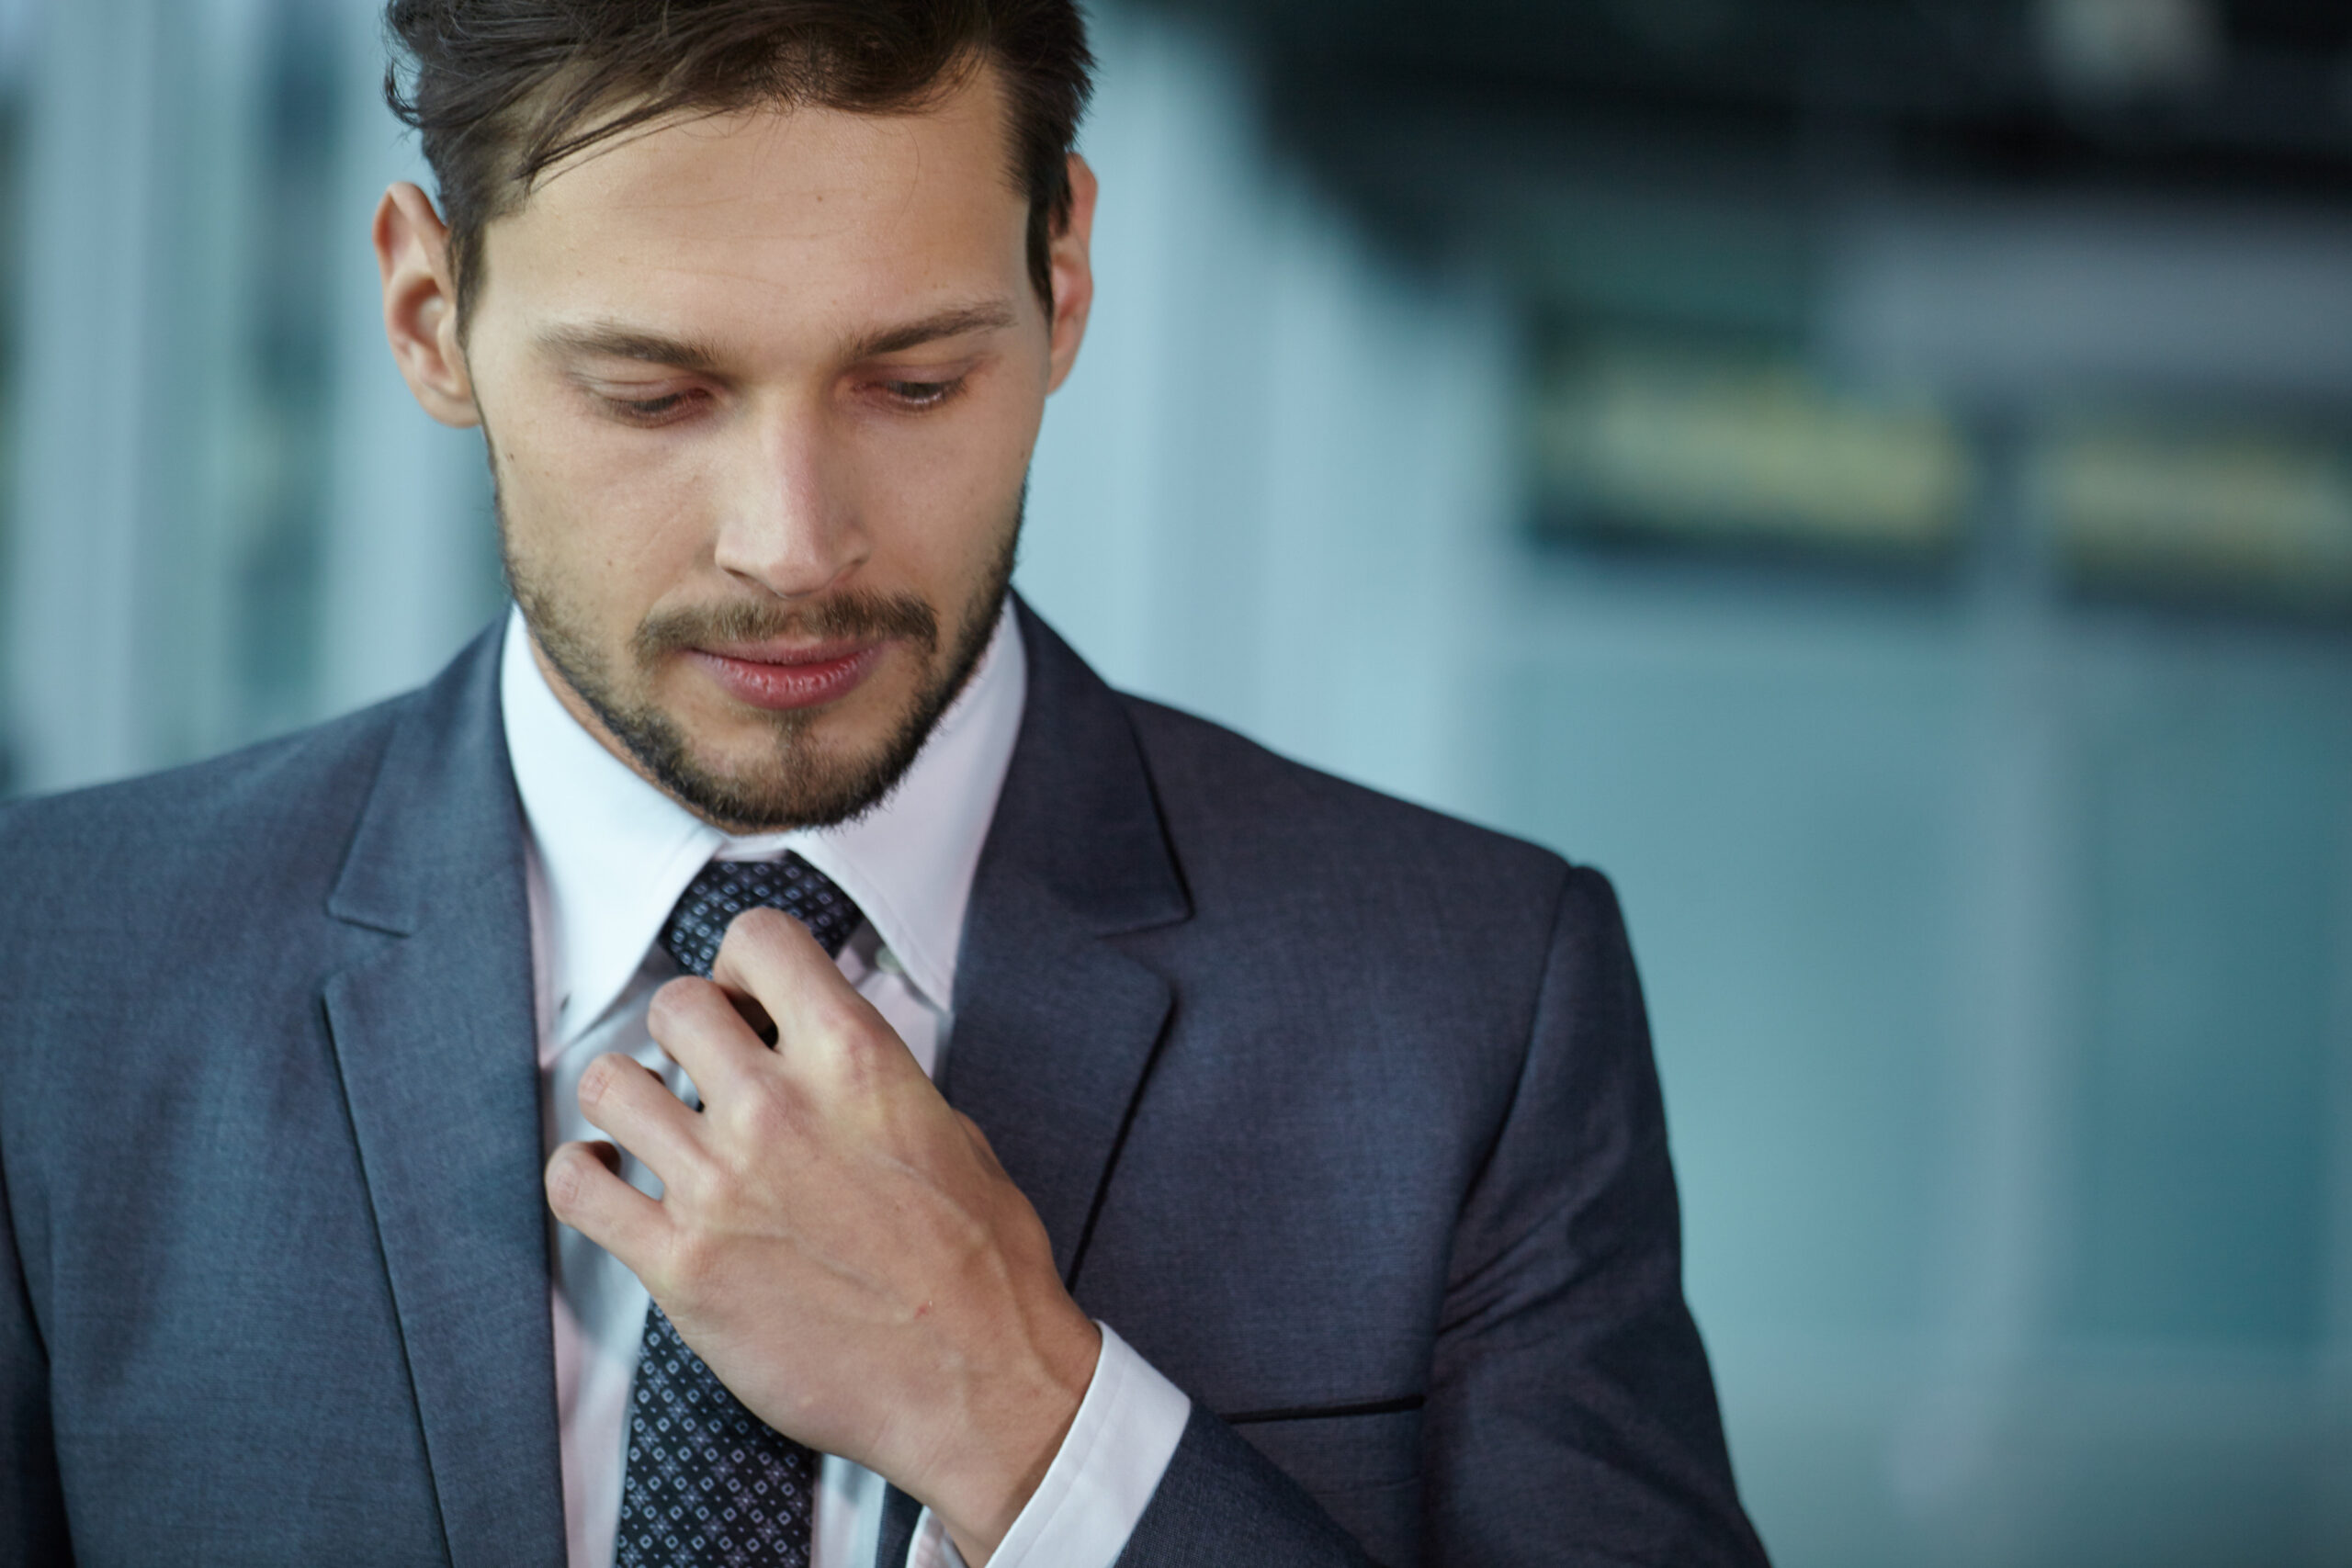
xmin=383 ymin=0 xmax=1093 ymax=325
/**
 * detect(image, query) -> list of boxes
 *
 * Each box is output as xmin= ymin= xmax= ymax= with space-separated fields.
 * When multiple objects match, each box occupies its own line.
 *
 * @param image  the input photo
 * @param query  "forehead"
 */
xmin=473 ymin=69 xmax=1030 ymax=344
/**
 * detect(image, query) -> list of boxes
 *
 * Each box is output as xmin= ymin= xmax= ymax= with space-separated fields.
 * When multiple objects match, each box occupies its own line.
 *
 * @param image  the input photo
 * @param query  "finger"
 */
xmin=576 ymin=1052 xmax=713 ymax=1195
xmin=545 ymin=1138 xmax=668 ymax=1264
xmin=710 ymin=907 xmax=912 ymax=1082
xmin=646 ymin=975 xmax=775 ymax=1109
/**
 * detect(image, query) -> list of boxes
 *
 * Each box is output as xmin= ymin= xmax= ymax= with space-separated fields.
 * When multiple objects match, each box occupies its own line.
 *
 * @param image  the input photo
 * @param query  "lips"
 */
xmin=685 ymin=642 xmax=882 ymax=712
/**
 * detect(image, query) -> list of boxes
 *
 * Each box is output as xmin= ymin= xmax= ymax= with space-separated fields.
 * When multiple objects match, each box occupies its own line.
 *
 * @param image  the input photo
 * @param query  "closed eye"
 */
xmin=876 ymin=377 xmax=967 ymax=411
xmin=602 ymin=389 xmax=707 ymax=425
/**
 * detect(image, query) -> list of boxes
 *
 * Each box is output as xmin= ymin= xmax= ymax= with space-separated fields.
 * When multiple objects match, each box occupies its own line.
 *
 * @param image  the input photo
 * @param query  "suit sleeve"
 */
xmin=1111 ymin=865 xmax=1767 ymax=1568
xmin=1419 ymin=865 xmax=1767 ymax=1565
xmin=0 ymin=1128 xmax=74 ymax=1562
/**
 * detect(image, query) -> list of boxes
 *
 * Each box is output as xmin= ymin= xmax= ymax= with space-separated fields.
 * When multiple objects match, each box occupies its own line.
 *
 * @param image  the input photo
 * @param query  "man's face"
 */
xmin=394 ymin=70 xmax=1090 ymax=830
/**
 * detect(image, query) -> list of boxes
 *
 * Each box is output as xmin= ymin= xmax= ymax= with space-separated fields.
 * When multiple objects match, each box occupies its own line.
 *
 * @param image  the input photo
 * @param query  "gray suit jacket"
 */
xmin=0 ymin=604 xmax=1767 ymax=1567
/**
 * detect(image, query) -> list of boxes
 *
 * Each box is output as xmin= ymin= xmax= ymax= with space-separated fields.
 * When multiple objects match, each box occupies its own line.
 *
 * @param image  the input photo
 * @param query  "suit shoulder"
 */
xmin=0 ymin=696 xmax=413 ymax=919
xmin=1117 ymin=694 xmax=1578 ymax=915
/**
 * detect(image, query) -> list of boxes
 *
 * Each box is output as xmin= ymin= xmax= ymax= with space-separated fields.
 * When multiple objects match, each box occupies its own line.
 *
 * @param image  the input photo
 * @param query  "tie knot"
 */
xmin=660 ymin=853 xmax=863 ymax=977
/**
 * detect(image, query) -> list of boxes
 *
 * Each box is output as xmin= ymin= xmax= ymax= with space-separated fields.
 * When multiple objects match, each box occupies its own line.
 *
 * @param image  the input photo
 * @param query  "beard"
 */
xmin=498 ymin=457 xmax=1022 ymax=834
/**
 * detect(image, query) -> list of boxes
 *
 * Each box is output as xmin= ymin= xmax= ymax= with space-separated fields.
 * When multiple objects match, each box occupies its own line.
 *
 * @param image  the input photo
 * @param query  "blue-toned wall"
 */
xmin=1020 ymin=11 xmax=2352 ymax=1563
xmin=0 ymin=2 xmax=2345 ymax=1562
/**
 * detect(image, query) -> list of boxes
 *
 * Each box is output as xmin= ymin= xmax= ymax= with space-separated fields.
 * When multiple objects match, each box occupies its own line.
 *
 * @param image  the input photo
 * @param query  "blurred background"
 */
xmin=3 ymin=0 xmax=2350 ymax=1561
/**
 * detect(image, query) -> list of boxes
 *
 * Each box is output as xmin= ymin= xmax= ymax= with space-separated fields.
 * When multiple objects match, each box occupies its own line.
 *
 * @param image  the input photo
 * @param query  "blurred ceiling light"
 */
xmin=2036 ymin=423 xmax=2352 ymax=607
xmin=2037 ymin=0 xmax=2219 ymax=98
xmin=1532 ymin=345 xmax=1972 ymax=556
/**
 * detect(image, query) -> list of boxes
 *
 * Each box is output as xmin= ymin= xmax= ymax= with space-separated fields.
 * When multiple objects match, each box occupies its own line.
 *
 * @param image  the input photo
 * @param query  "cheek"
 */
xmin=854 ymin=389 xmax=1041 ymax=576
xmin=500 ymin=408 xmax=717 ymax=600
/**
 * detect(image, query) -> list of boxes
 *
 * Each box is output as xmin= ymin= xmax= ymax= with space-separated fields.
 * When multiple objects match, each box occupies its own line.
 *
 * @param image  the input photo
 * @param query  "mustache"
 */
xmin=631 ymin=592 xmax=940 ymax=662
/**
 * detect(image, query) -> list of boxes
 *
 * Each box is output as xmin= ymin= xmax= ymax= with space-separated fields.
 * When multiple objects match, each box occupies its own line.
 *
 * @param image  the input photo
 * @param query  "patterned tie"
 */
xmin=615 ymin=853 xmax=864 ymax=1568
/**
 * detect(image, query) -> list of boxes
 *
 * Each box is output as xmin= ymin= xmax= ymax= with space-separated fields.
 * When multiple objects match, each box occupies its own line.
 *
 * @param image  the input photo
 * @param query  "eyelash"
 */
xmin=615 ymin=392 xmax=694 ymax=422
xmin=876 ymin=377 xmax=967 ymax=411
xmin=600 ymin=377 xmax=967 ymax=425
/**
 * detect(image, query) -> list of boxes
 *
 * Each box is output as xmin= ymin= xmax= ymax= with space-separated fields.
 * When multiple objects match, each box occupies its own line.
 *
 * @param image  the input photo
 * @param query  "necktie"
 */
xmin=614 ymin=853 xmax=864 ymax=1568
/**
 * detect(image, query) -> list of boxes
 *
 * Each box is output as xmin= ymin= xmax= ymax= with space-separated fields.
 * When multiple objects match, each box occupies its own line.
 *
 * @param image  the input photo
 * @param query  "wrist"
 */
xmin=931 ymin=1311 xmax=1102 ymax=1564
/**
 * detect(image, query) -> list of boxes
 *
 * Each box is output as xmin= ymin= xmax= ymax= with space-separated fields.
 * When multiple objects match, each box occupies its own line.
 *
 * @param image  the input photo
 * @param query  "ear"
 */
xmin=1044 ymin=153 xmax=1097 ymax=395
xmin=375 ymin=182 xmax=481 ymax=428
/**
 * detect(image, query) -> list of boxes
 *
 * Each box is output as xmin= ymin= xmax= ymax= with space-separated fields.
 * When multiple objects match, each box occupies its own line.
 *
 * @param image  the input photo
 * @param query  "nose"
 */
xmin=709 ymin=395 xmax=866 ymax=598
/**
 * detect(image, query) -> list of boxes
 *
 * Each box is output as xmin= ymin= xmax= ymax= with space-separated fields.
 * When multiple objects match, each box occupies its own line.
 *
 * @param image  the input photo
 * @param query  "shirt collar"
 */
xmin=501 ymin=599 xmax=1027 ymax=1046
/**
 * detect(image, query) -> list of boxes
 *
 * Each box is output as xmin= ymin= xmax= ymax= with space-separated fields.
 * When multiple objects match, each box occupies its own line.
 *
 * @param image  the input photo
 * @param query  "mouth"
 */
xmin=684 ymin=637 xmax=887 ymax=712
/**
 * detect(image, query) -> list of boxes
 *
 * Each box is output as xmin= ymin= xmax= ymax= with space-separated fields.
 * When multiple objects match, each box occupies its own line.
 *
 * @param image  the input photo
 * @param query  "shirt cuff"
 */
xmin=910 ymin=1322 xmax=1191 ymax=1568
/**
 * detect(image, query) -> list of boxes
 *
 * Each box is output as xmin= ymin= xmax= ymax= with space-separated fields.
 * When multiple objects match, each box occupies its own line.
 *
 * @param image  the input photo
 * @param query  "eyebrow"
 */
xmin=537 ymin=300 xmax=1022 ymax=377
xmin=842 ymin=301 xmax=1022 ymax=363
xmin=537 ymin=324 xmax=729 ymax=375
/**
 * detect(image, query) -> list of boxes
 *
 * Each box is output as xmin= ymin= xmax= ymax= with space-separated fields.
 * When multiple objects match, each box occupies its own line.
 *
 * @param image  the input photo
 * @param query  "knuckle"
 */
xmin=647 ymin=976 xmax=713 ymax=1034
xmin=805 ymin=990 xmax=875 ymax=1053
xmin=732 ymin=1075 xmax=800 ymax=1143
xmin=828 ymin=1023 xmax=888 ymax=1088
xmin=662 ymin=1146 xmax=721 ymax=1210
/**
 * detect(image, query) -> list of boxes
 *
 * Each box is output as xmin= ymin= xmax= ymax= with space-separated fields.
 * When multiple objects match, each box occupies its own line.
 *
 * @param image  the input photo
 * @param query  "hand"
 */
xmin=543 ymin=908 xmax=1102 ymax=1564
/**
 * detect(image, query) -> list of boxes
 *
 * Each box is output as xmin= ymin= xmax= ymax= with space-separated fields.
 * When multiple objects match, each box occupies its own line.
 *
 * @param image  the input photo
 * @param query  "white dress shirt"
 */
xmin=499 ymin=603 xmax=1192 ymax=1568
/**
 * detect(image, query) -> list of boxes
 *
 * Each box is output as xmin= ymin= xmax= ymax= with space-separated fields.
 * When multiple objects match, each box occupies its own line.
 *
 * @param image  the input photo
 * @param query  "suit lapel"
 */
xmin=322 ymin=627 xmax=566 ymax=1568
xmin=876 ymin=608 xmax=1190 ymax=1568
xmin=944 ymin=867 xmax=1174 ymax=1282
xmin=311 ymin=609 xmax=1184 ymax=1568
xmin=942 ymin=604 xmax=1190 ymax=1286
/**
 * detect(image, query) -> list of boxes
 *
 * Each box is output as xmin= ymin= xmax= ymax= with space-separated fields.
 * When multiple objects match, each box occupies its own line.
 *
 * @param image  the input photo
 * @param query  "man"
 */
xmin=0 ymin=2 xmax=1769 ymax=1564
